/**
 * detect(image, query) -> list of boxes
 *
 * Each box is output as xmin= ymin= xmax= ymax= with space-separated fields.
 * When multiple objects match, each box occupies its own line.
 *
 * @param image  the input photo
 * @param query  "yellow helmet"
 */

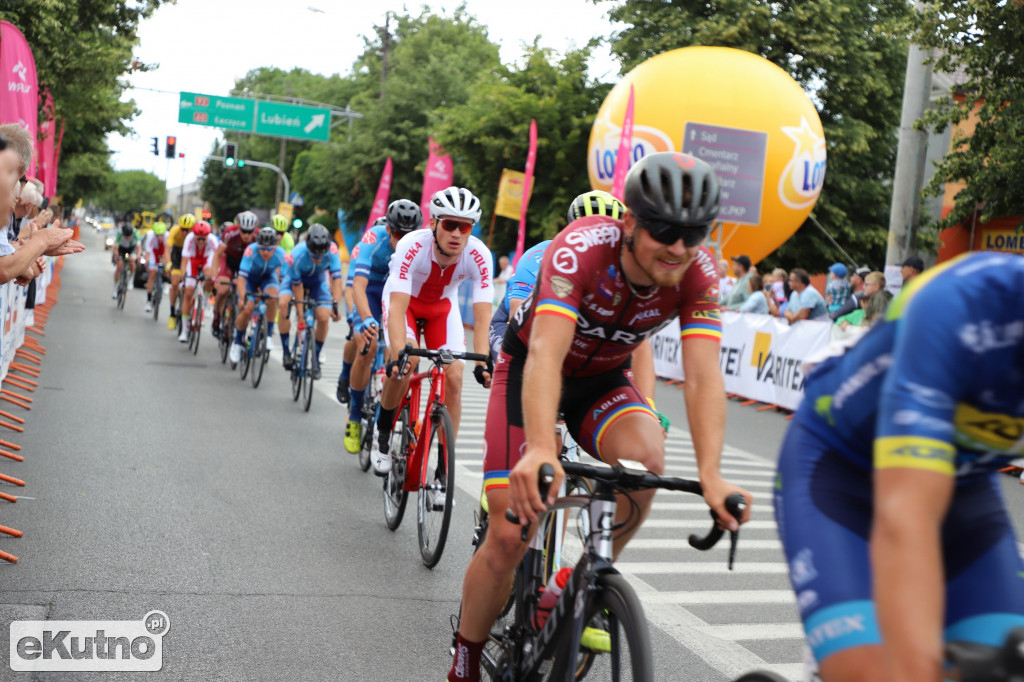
xmin=178 ymin=214 xmax=196 ymax=230
xmin=271 ymin=214 xmax=289 ymax=233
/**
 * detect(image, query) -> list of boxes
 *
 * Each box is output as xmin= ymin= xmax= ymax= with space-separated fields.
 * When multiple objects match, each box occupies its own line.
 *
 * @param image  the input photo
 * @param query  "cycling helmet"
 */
xmin=386 ymin=199 xmax=423 ymax=233
xmin=567 ymin=190 xmax=626 ymax=223
xmin=120 ymin=224 xmax=134 ymax=237
xmin=373 ymin=216 xmax=388 ymax=227
xmin=271 ymin=214 xmax=289 ymax=233
xmin=257 ymin=226 xmax=278 ymax=247
xmin=306 ymin=224 xmax=332 ymax=256
xmin=192 ymin=221 xmax=212 ymax=238
xmin=237 ymin=211 xmax=258 ymax=232
xmin=178 ymin=214 xmax=196 ymax=230
xmin=152 ymin=221 xmax=167 ymax=236
xmin=623 ymin=152 xmax=720 ymax=227
xmin=429 ymin=186 xmax=481 ymax=222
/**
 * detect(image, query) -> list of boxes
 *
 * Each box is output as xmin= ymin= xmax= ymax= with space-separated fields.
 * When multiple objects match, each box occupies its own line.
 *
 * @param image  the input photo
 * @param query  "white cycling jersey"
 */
xmin=385 ymin=229 xmax=493 ymax=304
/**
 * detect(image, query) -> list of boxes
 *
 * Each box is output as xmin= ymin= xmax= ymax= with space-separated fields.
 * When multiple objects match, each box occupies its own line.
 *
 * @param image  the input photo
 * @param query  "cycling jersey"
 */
xmin=278 ymin=231 xmax=295 ymax=253
xmin=167 ymin=225 xmax=187 ymax=248
xmin=489 ymin=240 xmax=549 ymax=360
xmin=505 ymin=215 xmax=721 ymax=377
xmin=345 ymin=242 xmax=362 ymax=288
xmin=287 ymin=241 xmax=342 ymax=285
xmin=181 ymin=233 xmax=219 ymax=279
xmin=775 ymin=252 xmax=1024 ymax=664
xmin=143 ymin=232 xmax=166 ymax=270
xmin=116 ymin=232 xmax=137 ymax=251
xmin=218 ymin=225 xmax=250 ymax=278
xmin=239 ymin=244 xmax=286 ymax=295
xmin=352 ymin=225 xmax=394 ymax=321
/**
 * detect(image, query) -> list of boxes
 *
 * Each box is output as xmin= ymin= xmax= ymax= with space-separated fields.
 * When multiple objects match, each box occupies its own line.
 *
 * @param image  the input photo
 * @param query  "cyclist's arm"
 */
xmin=329 ymin=276 xmax=343 ymax=318
xmin=386 ymin=290 xmax=410 ymax=363
xmin=213 ymin=241 xmax=227 ymax=272
xmin=353 ymin=276 xmax=373 ymax=320
xmin=631 ymin=339 xmax=655 ymax=400
xmin=471 ymin=301 xmax=491 ymax=367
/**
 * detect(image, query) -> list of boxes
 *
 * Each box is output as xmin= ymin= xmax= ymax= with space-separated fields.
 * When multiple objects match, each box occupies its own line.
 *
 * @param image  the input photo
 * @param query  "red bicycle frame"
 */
xmin=394 ymin=359 xmax=448 ymax=492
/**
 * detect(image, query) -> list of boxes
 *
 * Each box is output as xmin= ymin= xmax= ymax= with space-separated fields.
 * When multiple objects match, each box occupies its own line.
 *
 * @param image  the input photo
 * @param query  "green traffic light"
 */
xmin=292 ymin=218 xmax=302 ymax=229
xmin=237 ymin=159 xmax=245 ymax=168
xmin=225 ymin=158 xmax=235 ymax=167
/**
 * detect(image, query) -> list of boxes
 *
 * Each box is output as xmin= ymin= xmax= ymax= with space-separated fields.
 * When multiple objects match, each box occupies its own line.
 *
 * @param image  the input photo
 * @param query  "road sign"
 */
xmin=255 ymin=101 xmax=331 ymax=142
xmin=682 ymin=122 xmax=768 ymax=226
xmin=178 ymin=92 xmax=255 ymax=132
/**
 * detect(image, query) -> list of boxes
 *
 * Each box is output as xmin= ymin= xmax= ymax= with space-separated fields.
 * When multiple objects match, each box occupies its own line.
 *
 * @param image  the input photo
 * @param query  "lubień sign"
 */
xmin=178 ymin=92 xmax=331 ymax=142
xmin=254 ymin=101 xmax=331 ymax=142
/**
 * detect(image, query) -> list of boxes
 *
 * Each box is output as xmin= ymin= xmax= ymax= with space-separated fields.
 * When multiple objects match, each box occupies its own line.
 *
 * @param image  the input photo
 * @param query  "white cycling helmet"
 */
xmin=429 ymin=186 xmax=482 ymax=223
xmin=237 ymin=210 xmax=259 ymax=232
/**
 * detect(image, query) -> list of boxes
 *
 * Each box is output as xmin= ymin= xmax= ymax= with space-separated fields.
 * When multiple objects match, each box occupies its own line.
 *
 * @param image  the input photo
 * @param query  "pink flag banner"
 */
xmin=419 ymin=137 xmax=453 ymax=228
xmin=36 ymin=92 xmax=56 ymax=197
xmin=51 ymin=119 xmax=63 ymax=199
xmin=610 ymin=84 xmax=635 ymax=200
xmin=0 ymin=22 xmax=38 ymax=176
xmin=365 ymin=157 xmax=393 ymax=231
xmin=513 ymin=119 xmax=538 ymax=267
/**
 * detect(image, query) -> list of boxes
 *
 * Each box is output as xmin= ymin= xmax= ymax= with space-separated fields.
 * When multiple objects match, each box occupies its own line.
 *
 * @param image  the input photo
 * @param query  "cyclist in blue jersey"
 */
xmin=229 ymin=227 xmax=287 ymax=364
xmin=278 ymin=224 xmax=343 ymax=377
xmin=775 ymin=251 xmax=1024 ymax=682
xmin=337 ymin=217 xmax=387 ymax=403
xmin=343 ymin=200 xmax=421 ymax=453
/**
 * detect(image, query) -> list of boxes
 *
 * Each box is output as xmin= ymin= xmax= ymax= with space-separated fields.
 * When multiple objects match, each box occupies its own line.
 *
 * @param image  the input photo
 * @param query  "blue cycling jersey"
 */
xmin=288 ymin=242 xmax=342 ymax=285
xmin=239 ymin=245 xmax=287 ymax=280
xmin=502 ymin=240 xmax=550 ymax=311
xmin=351 ymin=225 xmax=393 ymax=286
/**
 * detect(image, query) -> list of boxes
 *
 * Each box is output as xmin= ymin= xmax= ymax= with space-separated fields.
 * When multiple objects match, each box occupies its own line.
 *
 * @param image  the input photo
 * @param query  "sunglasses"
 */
xmin=257 ymin=245 xmax=276 ymax=252
xmin=437 ymin=218 xmax=473 ymax=235
xmin=637 ymin=218 xmax=709 ymax=247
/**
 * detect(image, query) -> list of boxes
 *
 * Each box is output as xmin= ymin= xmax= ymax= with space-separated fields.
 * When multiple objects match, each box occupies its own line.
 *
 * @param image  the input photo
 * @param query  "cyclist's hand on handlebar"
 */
xmin=473 ymin=362 xmax=492 ymax=388
xmin=508 ymin=447 xmax=563 ymax=526
xmin=701 ymin=475 xmax=753 ymax=531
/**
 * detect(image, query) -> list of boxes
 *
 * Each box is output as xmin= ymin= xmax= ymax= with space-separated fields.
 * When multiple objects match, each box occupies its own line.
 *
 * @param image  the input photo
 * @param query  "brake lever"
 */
xmin=687 ymin=493 xmax=747 ymax=570
xmin=505 ymin=463 xmax=555 ymax=542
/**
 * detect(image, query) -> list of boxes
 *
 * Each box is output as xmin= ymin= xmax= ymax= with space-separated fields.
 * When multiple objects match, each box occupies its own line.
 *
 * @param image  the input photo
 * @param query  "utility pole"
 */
xmin=378 ymin=12 xmax=391 ymax=99
xmin=886 ymin=1 xmax=934 ymax=267
xmin=275 ymin=84 xmax=291 ymax=208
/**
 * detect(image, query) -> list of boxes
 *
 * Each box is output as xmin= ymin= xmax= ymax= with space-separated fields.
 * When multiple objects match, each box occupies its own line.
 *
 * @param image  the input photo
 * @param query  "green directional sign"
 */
xmin=254 ymin=101 xmax=331 ymax=142
xmin=178 ymin=92 xmax=255 ymax=132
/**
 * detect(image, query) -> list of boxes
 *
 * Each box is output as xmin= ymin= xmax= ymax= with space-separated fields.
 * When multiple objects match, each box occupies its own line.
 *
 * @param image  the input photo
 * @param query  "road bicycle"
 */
xmin=151 ymin=266 xmax=166 ymax=322
xmin=187 ymin=272 xmax=206 ymax=355
xmin=356 ymin=329 xmax=386 ymax=472
xmin=289 ymin=298 xmax=331 ymax=412
xmin=219 ymin=285 xmax=238 ymax=365
xmin=471 ymin=461 xmax=745 ymax=681
xmin=115 ymin=253 xmax=131 ymax=310
xmin=239 ymin=293 xmax=272 ymax=388
xmin=945 ymin=627 xmax=1024 ymax=681
xmin=382 ymin=343 xmax=489 ymax=568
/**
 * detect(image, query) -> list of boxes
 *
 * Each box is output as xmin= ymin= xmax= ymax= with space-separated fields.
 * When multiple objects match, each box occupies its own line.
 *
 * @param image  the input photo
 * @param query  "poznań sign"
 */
xmin=178 ymin=92 xmax=331 ymax=142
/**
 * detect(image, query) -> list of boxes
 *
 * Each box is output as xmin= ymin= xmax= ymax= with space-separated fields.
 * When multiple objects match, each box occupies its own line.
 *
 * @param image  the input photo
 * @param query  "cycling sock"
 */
xmin=147 ymin=292 xmax=152 ymax=301
xmin=349 ymin=388 xmax=365 ymax=420
xmin=234 ymin=328 xmax=245 ymax=345
xmin=448 ymin=632 xmax=484 ymax=682
xmin=280 ymin=332 xmax=290 ymax=351
xmin=340 ymin=360 xmax=352 ymax=381
xmin=267 ymin=321 xmax=275 ymax=336
xmin=315 ymin=340 xmax=324 ymax=357
xmin=377 ymin=406 xmax=396 ymax=449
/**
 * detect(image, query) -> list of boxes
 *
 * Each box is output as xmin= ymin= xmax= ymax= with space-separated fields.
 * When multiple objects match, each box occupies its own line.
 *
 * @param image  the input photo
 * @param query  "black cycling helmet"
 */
xmin=567 ymin=190 xmax=626 ymax=223
xmin=257 ymin=226 xmax=278 ymax=247
xmin=623 ymin=152 xmax=720 ymax=227
xmin=120 ymin=224 xmax=134 ymax=237
xmin=386 ymin=199 xmax=422 ymax=234
xmin=306 ymin=224 xmax=332 ymax=256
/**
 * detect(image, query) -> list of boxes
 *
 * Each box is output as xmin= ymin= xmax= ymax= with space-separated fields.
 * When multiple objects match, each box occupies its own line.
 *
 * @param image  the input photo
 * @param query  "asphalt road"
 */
xmin=0 ymin=230 xmax=1019 ymax=682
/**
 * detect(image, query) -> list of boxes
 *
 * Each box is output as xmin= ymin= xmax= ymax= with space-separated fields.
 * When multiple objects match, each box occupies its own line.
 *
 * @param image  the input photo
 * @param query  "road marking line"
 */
xmin=629 ymin=538 xmax=782 ymax=551
xmin=615 ymin=561 xmax=788 ymax=574
xmin=641 ymin=518 xmax=776 ymax=529
xmin=642 ymin=589 xmax=795 ymax=605
xmin=697 ymin=623 xmax=805 ymax=641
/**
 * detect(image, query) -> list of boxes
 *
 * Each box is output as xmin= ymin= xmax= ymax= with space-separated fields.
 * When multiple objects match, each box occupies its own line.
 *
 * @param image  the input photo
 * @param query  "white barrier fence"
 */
xmin=651 ymin=312 xmax=835 ymax=411
xmin=0 ymin=258 xmax=52 ymax=381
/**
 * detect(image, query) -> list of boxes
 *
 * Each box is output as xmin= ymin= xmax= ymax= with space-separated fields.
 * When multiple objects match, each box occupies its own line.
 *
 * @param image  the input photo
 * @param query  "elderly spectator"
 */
xmin=837 ymin=272 xmax=891 ymax=330
xmin=825 ymin=262 xmax=850 ymax=313
xmin=493 ymin=254 xmax=513 ymax=307
xmin=723 ymin=254 xmax=754 ymax=310
xmin=738 ymin=273 xmax=771 ymax=314
xmin=784 ymin=268 xmax=829 ymax=323
xmin=830 ymin=265 xmax=870 ymax=320
xmin=717 ymin=258 xmax=736 ymax=303
xmin=901 ymin=256 xmax=925 ymax=286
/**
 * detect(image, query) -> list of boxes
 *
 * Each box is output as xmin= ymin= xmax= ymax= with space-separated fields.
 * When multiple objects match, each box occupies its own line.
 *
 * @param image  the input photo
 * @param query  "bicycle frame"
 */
xmin=393 ymin=358 xmax=447 ymax=492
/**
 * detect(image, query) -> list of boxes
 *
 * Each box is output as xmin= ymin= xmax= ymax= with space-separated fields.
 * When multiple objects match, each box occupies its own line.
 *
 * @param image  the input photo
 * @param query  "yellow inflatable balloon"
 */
xmin=588 ymin=47 xmax=826 ymax=266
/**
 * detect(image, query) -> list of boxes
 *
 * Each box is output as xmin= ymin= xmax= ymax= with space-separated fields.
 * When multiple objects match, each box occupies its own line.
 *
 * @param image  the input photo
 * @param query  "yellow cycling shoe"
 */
xmin=166 ymin=316 xmax=176 ymax=330
xmin=580 ymin=623 xmax=611 ymax=653
xmin=344 ymin=421 xmax=362 ymax=454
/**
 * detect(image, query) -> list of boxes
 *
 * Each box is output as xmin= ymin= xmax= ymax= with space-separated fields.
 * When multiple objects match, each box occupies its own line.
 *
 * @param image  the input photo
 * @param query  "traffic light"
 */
xmin=224 ymin=142 xmax=237 ymax=167
xmin=237 ymin=157 xmax=246 ymax=168
xmin=165 ymin=136 xmax=176 ymax=158
xmin=150 ymin=137 xmax=158 ymax=156
xmin=292 ymin=217 xmax=303 ymax=230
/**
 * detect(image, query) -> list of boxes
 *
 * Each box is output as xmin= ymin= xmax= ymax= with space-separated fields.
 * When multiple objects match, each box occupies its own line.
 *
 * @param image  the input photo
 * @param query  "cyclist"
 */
xmin=112 ymin=222 xmax=139 ymax=299
xmin=211 ymin=211 xmax=258 ymax=337
xmin=164 ymin=214 xmax=195 ymax=329
xmin=143 ymin=220 xmax=168 ymax=313
xmin=271 ymin=213 xmax=295 ymax=253
xmin=278 ymin=224 xmax=342 ymax=376
xmin=337 ymin=217 xmax=386 ymax=403
xmin=229 ymin=227 xmax=287 ymax=364
xmin=371 ymin=186 xmax=494 ymax=476
xmin=178 ymin=220 xmax=219 ymax=343
xmin=343 ymin=200 xmax=421 ymax=453
xmin=447 ymin=153 xmax=753 ymax=682
xmin=775 ymin=251 xmax=1024 ymax=682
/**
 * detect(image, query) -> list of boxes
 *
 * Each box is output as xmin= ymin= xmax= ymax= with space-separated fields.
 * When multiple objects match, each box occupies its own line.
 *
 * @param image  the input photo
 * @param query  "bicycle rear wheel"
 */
xmin=152 ymin=281 xmax=162 ymax=321
xmin=116 ymin=271 xmax=127 ymax=310
xmin=418 ymin=405 xmax=455 ymax=568
xmin=383 ymin=406 xmax=410 ymax=531
xmin=302 ymin=329 xmax=314 ymax=412
xmin=357 ymin=380 xmax=379 ymax=472
xmin=251 ymin=320 xmax=267 ymax=388
xmin=291 ymin=336 xmax=304 ymax=401
xmin=239 ymin=330 xmax=252 ymax=380
xmin=189 ymin=296 xmax=202 ymax=355
xmin=220 ymin=303 xmax=234 ymax=364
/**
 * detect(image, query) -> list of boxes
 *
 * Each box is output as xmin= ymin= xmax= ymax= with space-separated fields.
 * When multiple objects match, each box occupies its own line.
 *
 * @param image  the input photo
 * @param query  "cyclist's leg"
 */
xmin=774 ymin=413 xmax=884 ymax=682
xmin=278 ymin=280 xmax=293 ymax=360
xmin=348 ymin=289 xmax=382 ymax=420
xmin=146 ymin=254 xmax=157 ymax=297
xmin=418 ymin=296 xmax=467 ymax=435
xmin=168 ymin=248 xmax=182 ymax=307
xmin=373 ymin=300 xmax=417 ymax=460
xmin=181 ymin=277 xmax=196 ymax=321
xmin=309 ymin=277 xmax=332 ymax=352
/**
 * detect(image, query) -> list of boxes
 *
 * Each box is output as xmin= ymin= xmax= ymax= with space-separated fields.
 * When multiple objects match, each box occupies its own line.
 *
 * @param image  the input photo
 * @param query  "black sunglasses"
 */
xmin=637 ymin=217 xmax=709 ymax=247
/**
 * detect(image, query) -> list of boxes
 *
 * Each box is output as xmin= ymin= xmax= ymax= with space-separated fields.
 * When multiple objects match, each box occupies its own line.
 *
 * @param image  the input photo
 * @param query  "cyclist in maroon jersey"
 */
xmin=447 ymin=152 xmax=754 ymax=682
xmin=211 ymin=211 xmax=258 ymax=337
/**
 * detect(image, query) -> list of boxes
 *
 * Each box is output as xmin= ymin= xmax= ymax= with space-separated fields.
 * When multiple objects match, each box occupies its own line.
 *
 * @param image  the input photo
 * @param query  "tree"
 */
xmin=915 ymin=1 xmax=1024 ymax=226
xmin=92 ymin=169 xmax=165 ymax=216
xmin=200 ymin=148 xmax=258 ymax=225
xmin=592 ymin=0 xmax=914 ymax=271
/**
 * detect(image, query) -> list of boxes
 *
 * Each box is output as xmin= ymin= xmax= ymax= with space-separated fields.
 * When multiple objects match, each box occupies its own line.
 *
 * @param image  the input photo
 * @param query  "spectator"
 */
xmin=723 ymin=254 xmax=754 ymax=310
xmin=738 ymin=273 xmax=771 ymax=314
xmin=837 ymin=272 xmax=891 ymax=330
xmin=830 ymin=265 xmax=871 ymax=320
xmin=901 ymin=256 xmax=925 ymax=286
xmin=784 ymin=268 xmax=829 ymax=323
xmin=717 ymin=258 xmax=735 ymax=303
xmin=769 ymin=268 xmax=788 ymax=303
xmin=825 ymin=262 xmax=850 ymax=314
xmin=493 ymin=254 xmax=513 ymax=306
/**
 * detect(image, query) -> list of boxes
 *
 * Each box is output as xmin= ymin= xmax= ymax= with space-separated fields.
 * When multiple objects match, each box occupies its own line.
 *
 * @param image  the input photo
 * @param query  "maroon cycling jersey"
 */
xmin=504 ymin=215 xmax=722 ymax=378
xmin=221 ymin=225 xmax=249 ymax=261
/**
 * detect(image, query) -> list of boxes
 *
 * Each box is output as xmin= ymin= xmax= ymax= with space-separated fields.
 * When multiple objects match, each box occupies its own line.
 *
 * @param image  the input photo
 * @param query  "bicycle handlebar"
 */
xmin=947 ymin=628 xmax=1024 ymax=681
xmin=400 ymin=344 xmax=489 ymax=365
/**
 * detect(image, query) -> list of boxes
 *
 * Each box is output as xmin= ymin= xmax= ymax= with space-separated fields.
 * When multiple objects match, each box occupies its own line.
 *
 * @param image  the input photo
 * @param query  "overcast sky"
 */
xmin=108 ymin=0 xmax=623 ymax=189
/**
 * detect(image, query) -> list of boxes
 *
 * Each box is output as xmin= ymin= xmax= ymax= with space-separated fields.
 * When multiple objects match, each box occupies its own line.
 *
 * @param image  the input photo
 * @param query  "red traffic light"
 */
xmin=167 ymin=136 xmax=176 ymax=145
xmin=178 ymin=152 xmax=185 ymax=158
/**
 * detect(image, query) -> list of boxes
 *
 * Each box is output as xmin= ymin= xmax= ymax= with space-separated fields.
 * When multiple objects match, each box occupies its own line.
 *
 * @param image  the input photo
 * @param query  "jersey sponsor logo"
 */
xmin=585 ymin=301 xmax=614 ymax=316
xmin=832 ymin=354 xmax=892 ymax=410
xmin=953 ymin=404 xmax=1024 ymax=453
xmin=959 ymin=319 xmax=1024 ymax=353
xmin=552 ymin=248 xmax=578 ymax=274
xmin=628 ymin=308 xmax=662 ymax=325
xmin=399 ymin=241 xmax=424 ymax=280
xmin=790 ymin=549 xmax=817 ymax=587
xmin=806 ymin=614 xmax=868 ymax=651
xmin=692 ymin=309 xmax=721 ymax=321
xmin=695 ymin=249 xmax=716 ymax=280
xmin=577 ymin=316 xmax=673 ymax=344
xmin=797 ymin=590 xmax=819 ymax=615
xmin=564 ymin=225 xmax=621 ymax=252
xmin=875 ymin=436 xmax=955 ymax=475
xmin=550 ymin=275 xmax=574 ymax=298
xmin=361 ymin=230 xmax=378 ymax=245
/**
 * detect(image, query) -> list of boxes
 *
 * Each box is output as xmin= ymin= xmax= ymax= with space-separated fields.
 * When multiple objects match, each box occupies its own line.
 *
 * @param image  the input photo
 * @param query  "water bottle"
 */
xmin=533 ymin=567 xmax=573 ymax=629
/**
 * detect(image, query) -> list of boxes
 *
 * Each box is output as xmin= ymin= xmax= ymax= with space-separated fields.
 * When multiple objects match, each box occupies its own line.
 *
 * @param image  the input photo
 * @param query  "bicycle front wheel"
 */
xmin=152 ymin=283 xmax=162 ymax=321
xmin=251 ymin=320 xmax=267 ymax=388
xmin=301 ymin=330 xmax=314 ymax=412
xmin=220 ymin=304 xmax=234 ymax=364
xmin=383 ymin=407 xmax=410 ymax=531
xmin=190 ymin=299 xmax=202 ymax=355
xmin=117 ymin=273 xmax=127 ymax=310
xmin=418 ymin=406 xmax=455 ymax=568
xmin=357 ymin=384 xmax=378 ymax=472
xmin=291 ymin=337 xmax=303 ymax=401
xmin=239 ymin=331 xmax=252 ymax=380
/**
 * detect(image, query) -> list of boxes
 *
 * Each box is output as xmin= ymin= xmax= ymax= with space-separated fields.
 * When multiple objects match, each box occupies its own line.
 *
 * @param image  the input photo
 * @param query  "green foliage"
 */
xmin=92 ymin=169 xmax=165 ymax=215
xmin=593 ymin=0 xmax=913 ymax=271
xmin=915 ymin=1 xmax=1024 ymax=226
xmin=200 ymin=146 xmax=258 ymax=225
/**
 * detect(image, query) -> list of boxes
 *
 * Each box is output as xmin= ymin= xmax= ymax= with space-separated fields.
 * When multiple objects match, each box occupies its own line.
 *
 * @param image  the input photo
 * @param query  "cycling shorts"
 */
xmin=218 ymin=255 xmax=241 ymax=282
xmin=170 ymin=246 xmax=182 ymax=273
xmin=381 ymin=294 xmax=465 ymax=352
xmin=117 ymin=246 xmax=135 ymax=262
xmin=481 ymin=351 xmax=656 ymax=495
xmin=279 ymin=276 xmax=332 ymax=309
xmin=245 ymin=271 xmax=280 ymax=297
xmin=774 ymin=411 xmax=1024 ymax=665
xmin=146 ymin=252 xmax=160 ymax=271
